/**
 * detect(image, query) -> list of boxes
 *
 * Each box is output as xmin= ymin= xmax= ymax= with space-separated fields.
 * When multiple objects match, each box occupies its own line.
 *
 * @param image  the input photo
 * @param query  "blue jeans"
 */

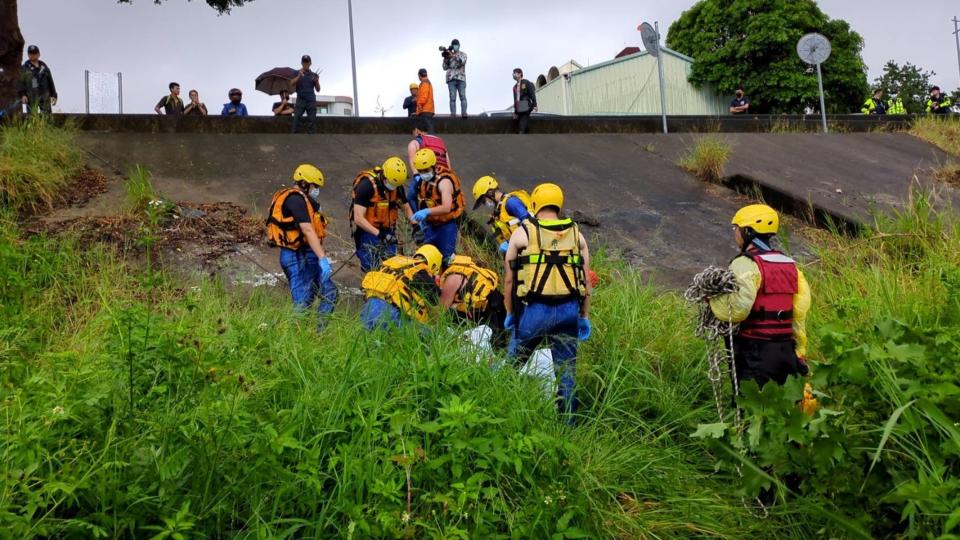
xmin=423 ymin=220 xmax=458 ymax=263
xmin=279 ymin=248 xmax=337 ymax=318
xmin=355 ymin=229 xmax=397 ymax=273
xmin=292 ymin=98 xmax=317 ymax=134
xmin=361 ymin=298 xmax=402 ymax=330
xmin=509 ymin=299 xmax=581 ymax=417
xmin=448 ymin=80 xmax=467 ymax=116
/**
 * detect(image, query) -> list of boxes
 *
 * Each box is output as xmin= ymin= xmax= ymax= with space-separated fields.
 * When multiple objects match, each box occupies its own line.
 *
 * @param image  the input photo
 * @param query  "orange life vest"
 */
xmin=417 ymin=165 xmax=465 ymax=225
xmin=266 ymin=188 xmax=327 ymax=250
xmin=350 ymin=170 xmax=402 ymax=229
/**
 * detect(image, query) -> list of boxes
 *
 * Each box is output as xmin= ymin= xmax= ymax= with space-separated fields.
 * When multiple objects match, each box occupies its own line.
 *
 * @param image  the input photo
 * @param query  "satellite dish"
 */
xmin=638 ymin=22 xmax=660 ymax=58
xmin=796 ymin=33 xmax=831 ymax=65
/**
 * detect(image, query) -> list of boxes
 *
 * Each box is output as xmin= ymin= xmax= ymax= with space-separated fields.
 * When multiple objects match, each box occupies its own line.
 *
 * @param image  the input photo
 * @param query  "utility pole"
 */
xmin=347 ymin=0 xmax=359 ymax=117
xmin=953 ymin=16 xmax=960 ymax=85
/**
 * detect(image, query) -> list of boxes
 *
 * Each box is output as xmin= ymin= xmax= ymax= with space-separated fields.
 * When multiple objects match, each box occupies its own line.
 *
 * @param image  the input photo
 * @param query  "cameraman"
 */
xmin=441 ymin=39 xmax=467 ymax=118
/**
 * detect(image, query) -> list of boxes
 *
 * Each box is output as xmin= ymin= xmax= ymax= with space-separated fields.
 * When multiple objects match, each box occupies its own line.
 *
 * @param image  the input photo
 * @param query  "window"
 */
xmin=319 ymin=105 xmax=329 ymax=114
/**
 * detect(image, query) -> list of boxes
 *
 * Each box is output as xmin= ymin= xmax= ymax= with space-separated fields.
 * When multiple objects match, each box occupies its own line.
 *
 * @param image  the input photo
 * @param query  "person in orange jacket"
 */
xmin=416 ymin=68 xmax=435 ymax=133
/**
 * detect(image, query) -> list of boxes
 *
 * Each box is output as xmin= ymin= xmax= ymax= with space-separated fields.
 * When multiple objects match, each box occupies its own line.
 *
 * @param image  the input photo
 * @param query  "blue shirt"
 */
xmin=296 ymin=72 xmax=319 ymax=102
xmin=221 ymin=102 xmax=249 ymax=117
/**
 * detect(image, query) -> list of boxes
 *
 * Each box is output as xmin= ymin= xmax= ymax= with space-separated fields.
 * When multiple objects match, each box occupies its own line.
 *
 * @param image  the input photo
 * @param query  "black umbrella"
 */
xmin=255 ymin=67 xmax=299 ymax=96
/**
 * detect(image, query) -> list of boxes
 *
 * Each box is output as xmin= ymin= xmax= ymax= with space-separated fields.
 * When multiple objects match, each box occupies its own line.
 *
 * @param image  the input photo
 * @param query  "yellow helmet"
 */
xmin=409 ymin=83 xmax=420 ymax=90
xmin=415 ymin=244 xmax=443 ymax=275
xmin=472 ymin=175 xmax=499 ymax=201
xmin=381 ymin=156 xmax=408 ymax=186
xmin=530 ymin=182 xmax=564 ymax=213
xmin=732 ymin=204 xmax=779 ymax=235
xmin=292 ymin=164 xmax=324 ymax=186
xmin=413 ymin=148 xmax=437 ymax=171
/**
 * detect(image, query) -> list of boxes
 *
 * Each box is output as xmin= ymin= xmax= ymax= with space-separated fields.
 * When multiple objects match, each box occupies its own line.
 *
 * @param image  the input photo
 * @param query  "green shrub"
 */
xmin=679 ymin=135 xmax=733 ymax=183
xmin=0 ymin=116 xmax=83 ymax=213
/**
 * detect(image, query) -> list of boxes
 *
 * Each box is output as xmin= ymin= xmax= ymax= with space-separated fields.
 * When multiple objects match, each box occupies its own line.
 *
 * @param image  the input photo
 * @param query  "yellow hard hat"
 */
xmin=381 ymin=156 xmax=408 ymax=186
xmin=732 ymin=204 xmax=779 ymax=235
xmin=530 ymin=182 xmax=564 ymax=213
xmin=292 ymin=164 xmax=324 ymax=186
xmin=415 ymin=244 xmax=443 ymax=275
xmin=472 ymin=175 xmax=499 ymax=201
xmin=413 ymin=148 xmax=437 ymax=171
xmin=409 ymin=83 xmax=420 ymax=90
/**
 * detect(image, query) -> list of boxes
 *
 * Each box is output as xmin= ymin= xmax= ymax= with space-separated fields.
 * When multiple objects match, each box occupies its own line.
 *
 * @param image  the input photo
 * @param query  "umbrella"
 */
xmin=255 ymin=67 xmax=299 ymax=96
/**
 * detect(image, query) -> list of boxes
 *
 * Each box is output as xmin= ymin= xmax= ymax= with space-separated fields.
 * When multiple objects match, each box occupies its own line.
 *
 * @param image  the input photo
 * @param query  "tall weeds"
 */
xmin=0 ymin=116 xmax=83 ymax=213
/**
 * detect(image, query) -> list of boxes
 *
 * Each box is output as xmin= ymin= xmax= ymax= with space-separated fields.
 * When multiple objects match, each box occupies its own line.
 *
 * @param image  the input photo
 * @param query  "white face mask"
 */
xmin=384 ymin=180 xmax=397 ymax=191
xmin=308 ymin=186 xmax=321 ymax=202
xmin=484 ymin=200 xmax=496 ymax=209
xmin=419 ymin=171 xmax=435 ymax=182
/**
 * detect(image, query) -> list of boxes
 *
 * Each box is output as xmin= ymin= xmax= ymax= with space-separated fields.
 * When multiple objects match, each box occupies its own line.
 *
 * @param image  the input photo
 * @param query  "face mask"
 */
xmin=308 ymin=186 xmax=321 ymax=202
xmin=736 ymin=92 xmax=743 ymax=98
xmin=384 ymin=180 xmax=397 ymax=191
xmin=419 ymin=171 xmax=435 ymax=182
xmin=452 ymin=44 xmax=460 ymax=52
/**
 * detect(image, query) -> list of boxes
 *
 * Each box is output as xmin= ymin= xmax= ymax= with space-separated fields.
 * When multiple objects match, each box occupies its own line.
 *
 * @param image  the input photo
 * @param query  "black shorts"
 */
xmin=731 ymin=338 xmax=803 ymax=388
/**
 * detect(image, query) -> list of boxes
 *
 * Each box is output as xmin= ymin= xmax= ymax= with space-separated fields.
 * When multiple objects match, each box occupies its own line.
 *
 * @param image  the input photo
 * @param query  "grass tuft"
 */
xmin=0 ymin=115 xmax=83 ymax=213
xmin=909 ymin=116 xmax=960 ymax=157
xmin=678 ymin=135 xmax=734 ymax=183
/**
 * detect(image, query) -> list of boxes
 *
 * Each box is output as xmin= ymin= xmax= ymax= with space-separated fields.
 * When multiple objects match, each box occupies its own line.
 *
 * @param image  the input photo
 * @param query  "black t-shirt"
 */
xmin=281 ymin=190 xmax=317 ymax=224
xmin=273 ymin=101 xmax=294 ymax=115
xmin=730 ymin=97 xmax=750 ymax=114
xmin=353 ymin=176 xmax=408 ymax=207
xmin=157 ymin=95 xmax=184 ymax=115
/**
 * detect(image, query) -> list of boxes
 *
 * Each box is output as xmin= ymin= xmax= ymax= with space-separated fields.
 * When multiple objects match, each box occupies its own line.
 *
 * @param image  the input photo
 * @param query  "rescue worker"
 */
xmin=266 ymin=164 xmax=337 ymax=322
xmin=407 ymin=129 xmax=453 ymax=212
xmin=504 ymin=183 xmax=592 ymax=418
xmin=360 ymin=244 xmax=443 ymax=330
xmin=410 ymin=148 xmax=465 ymax=265
xmin=861 ymin=88 xmax=887 ymax=115
xmin=887 ymin=87 xmax=906 ymax=115
xmin=926 ymin=86 xmax=953 ymax=115
xmin=439 ymin=255 xmax=506 ymax=333
xmin=351 ymin=157 xmax=414 ymax=273
xmin=471 ymin=175 xmax=531 ymax=254
xmin=708 ymin=204 xmax=811 ymax=389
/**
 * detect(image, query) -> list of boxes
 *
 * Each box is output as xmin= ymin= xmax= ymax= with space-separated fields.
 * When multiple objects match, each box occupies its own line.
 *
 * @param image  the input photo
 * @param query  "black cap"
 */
xmin=27 ymin=45 xmax=39 ymax=54
xmin=451 ymin=39 xmax=460 ymax=46
xmin=301 ymin=54 xmax=311 ymax=63
xmin=418 ymin=68 xmax=428 ymax=77
xmin=229 ymin=88 xmax=242 ymax=95
xmin=931 ymin=86 xmax=941 ymax=92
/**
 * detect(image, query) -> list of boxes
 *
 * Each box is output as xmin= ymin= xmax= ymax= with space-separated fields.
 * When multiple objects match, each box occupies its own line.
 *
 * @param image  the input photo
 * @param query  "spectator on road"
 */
xmin=273 ymin=90 xmax=295 ymax=116
xmin=183 ymin=90 xmax=207 ymax=116
xmin=155 ymin=82 xmax=185 ymax=115
xmin=416 ymin=68 xmax=435 ymax=133
xmin=442 ymin=38 xmax=468 ymax=118
xmin=729 ymin=87 xmax=750 ymax=115
xmin=403 ymin=83 xmax=418 ymax=117
xmin=926 ymin=86 xmax=953 ymax=115
xmin=221 ymin=88 xmax=249 ymax=117
xmin=512 ymin=68 xmax=537 ymax=134
xmin=861 ymin=88 xmax=887 ymax=115
xmin=19 ymin=45 xmax=57 ymax=114
xmin=291 ymin=54 xmax=321 ymax=133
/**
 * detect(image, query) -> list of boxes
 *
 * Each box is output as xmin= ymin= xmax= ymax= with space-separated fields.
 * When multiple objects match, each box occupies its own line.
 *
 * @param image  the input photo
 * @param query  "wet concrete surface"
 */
xmin=72 ymin=131 xmax=954 ymax=289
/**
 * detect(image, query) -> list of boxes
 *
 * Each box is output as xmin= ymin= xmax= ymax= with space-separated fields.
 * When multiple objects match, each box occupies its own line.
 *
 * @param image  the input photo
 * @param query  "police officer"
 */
xmin=887 ymin=87 xmax=906 ymax=115
xmin=351 ymin=157 xmax=414 ymax=273
xmin=360 ymin=245 xmax=443 ymax=330
xmin=471 ymin=175 xmax=531 ymax=254
xmin=861 ymin=88 xmax=887 ymax=115
xmin=708 ymin=204 xmax=811 ymax=388
xmin=504 ymin=183 xmax=592 ymax=418
xmin=926 ymin=86 xmax=953 ymax=115
xmin=266 ymin=165 xmax=337 ymax=323
xmin=410 ymin=149 xmax=465 ymax=265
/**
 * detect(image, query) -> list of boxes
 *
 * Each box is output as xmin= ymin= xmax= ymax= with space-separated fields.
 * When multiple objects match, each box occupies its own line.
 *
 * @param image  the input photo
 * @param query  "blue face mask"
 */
xmin=308 ymin=186 xmax=321 ymax=202
xmin=452 ymin=44 xmax=460 ymax=52
xmin=419 ymin=171 xmax=435 ymax=182
xmin=384 ymin=180 xmax=397 ymax=191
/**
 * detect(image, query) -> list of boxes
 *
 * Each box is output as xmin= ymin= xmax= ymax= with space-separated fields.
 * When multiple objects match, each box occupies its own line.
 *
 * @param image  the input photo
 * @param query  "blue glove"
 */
xmin=577 ymin=317 xmax=591 ymax=341
xmin=412 ymin=208 xmax=431 ymax=223
xmin=498 ymin=241 xmax=509 ymax=254
xmin=412 ymin=173 xmax=422 ymax=185
xmin=504 ymin=195 xmax=531 ymax=221
xmin=504 ymin=314 xmax=516 ymax=330
xmin=319 ymin=257 xmax=332 ymax=279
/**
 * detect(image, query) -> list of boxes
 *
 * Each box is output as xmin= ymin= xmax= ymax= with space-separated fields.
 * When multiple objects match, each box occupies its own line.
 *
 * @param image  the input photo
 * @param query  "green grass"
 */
xmin=910 ymin=116 xmax=960 ymax=157
xmin=678 ymin=135 xmax=734 ymax=184
xmin=0 ymin=115 xmax=83 ymax=213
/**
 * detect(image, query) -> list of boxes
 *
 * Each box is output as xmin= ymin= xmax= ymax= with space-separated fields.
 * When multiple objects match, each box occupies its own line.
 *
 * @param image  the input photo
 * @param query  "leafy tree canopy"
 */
xmin=117 ymin=0 xmax=252 ymax=14
xmin=872 ymin=61 xmax=936 ymax=114
xmin=666 ymin=0 xmax=869 ymax=114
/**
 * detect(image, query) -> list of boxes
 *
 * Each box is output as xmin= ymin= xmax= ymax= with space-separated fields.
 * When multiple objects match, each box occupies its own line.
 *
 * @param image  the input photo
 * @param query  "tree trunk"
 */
xmin=0 ymin=0 xmax=25 ymax=109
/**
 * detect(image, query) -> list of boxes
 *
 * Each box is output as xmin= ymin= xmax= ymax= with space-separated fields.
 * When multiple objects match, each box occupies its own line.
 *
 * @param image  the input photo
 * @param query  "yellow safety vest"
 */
xmin=513 ymin=218 xmax=587 ymax=301
xmin=443 ymin=255 xmax=499 ymax=314
xmin=490 ymin=190 xmax=532 ymax=243
xmin=362 ymin=256 xmax=433 ymax=323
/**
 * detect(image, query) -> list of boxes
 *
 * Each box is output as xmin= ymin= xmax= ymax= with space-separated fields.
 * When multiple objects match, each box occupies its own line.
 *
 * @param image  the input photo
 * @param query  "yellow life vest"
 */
xmin=265 ymin=188 xmax=327 ymax=250
xmin=443 ymin=255 xmax=499 ymax=314
xmin=514 ymin=218 xmax=586 ymax=301
xmin=361 ymin=256 xmax=433 ymax=323
xmin=417 ymin=164 xmax=465 ymax=224
xmin=490 ymin=190 xmax=532 ymax=243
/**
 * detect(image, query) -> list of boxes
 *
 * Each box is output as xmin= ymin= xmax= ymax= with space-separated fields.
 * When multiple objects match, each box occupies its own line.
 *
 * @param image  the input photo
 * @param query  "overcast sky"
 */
xmin=19 ymin=0 xmax=960 ymax=116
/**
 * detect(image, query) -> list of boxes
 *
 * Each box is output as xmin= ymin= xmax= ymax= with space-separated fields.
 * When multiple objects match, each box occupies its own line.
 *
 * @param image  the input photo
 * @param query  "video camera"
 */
xmin=439 ymin=45 xmax=453 ymax=58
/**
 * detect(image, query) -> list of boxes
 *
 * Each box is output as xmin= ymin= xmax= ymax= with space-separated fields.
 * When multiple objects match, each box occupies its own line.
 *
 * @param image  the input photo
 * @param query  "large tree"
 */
xmin=666 ymin=0 xmax=869 ymax=114
xmin=0 ymin=0 xmax=251 ymax=110
xmin=872 ymin=61 xmax=936 ymax=114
